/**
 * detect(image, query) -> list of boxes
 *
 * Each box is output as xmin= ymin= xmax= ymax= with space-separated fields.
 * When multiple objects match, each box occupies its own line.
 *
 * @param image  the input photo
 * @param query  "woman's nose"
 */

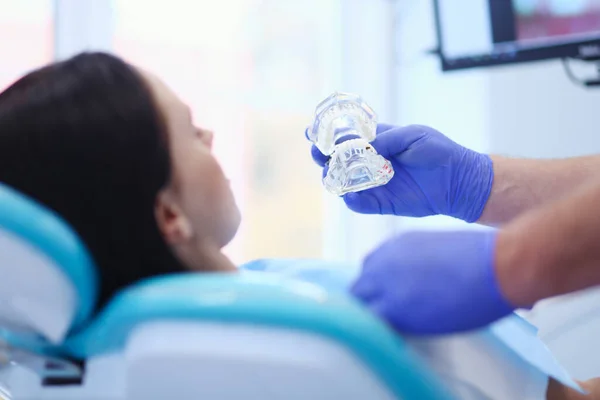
xmin=197 ymin=128 xmax=213 ymax=149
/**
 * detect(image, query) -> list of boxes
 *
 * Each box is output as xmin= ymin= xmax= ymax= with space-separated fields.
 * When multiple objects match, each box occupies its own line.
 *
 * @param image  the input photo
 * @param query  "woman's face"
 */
xmin=142 ymin=71 xmax=240 ymax=270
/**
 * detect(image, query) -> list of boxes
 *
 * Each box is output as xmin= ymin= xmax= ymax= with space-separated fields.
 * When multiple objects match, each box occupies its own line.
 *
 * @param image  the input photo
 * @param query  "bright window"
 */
xmin=0 ymin=0 xmax=53 ymax=91
xmin=112 ymin=0 xmax=339 ymax=264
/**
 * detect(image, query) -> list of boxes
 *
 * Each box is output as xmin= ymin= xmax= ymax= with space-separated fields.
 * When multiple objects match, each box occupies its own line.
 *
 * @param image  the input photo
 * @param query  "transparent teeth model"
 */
xmin=307 ymin=92 xmax=394 ymax=195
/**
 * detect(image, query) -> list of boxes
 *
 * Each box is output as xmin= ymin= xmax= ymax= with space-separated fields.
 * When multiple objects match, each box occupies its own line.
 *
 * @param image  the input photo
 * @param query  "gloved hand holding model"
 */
xmin=310 ymin=124 xmax=493 ymax=223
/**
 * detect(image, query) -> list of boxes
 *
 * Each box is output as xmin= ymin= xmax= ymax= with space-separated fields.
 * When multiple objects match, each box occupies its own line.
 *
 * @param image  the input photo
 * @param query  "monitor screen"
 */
xmin=434 ymin=0 xmax=600 ymax=71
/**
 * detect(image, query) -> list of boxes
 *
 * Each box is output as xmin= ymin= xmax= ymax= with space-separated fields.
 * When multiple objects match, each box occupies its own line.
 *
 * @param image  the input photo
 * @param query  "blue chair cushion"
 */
xmin=63 ymin=272 xmax=454 ymax=400
xmin=0 ymin=183 xmax=98 ymax=330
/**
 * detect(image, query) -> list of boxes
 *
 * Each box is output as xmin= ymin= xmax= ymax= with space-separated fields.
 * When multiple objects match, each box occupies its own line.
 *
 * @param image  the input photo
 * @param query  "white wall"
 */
xmin=487 ymin=62 xmax=600 ymax=158
xmin=393 ymin=0 xmax=600 ymax=380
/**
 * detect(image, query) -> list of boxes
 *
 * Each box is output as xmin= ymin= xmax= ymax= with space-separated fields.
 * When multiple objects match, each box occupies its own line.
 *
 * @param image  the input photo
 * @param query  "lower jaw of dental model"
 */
xmin=323 ymin=138 xmax=394 ymax=196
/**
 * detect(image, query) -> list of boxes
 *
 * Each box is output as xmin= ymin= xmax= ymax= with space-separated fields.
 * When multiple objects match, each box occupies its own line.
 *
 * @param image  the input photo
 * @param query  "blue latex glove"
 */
xmin=309 ymin=124 xmax=493 ymax=223
xmin=351 ymin=229 xmax=515 ymax=334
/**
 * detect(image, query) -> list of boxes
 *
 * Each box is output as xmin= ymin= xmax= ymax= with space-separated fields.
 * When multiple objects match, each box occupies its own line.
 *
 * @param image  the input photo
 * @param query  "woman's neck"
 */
xmin=176 ymin=240 xmax=237 ymax=273
xmin=197 ymin=248 xmax=237 ymax=273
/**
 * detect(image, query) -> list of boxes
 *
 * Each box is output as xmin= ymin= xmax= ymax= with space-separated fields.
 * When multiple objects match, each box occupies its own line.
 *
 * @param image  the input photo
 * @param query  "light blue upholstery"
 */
xmin=241 ymin=258 xmax=358 ymax=293
xmin=63 ymin=273 xmax=455 ymax=400
xmin=0 ymin=183 xmax=98 ymax=330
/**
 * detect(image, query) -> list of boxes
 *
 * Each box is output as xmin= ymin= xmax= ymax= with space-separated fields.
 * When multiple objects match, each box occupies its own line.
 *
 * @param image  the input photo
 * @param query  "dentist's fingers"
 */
xmin=311 ymin=144 xmax=329 ymax=167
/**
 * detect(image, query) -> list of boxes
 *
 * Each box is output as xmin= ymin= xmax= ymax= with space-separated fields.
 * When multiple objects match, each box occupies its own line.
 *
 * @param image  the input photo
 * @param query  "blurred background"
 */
xmin=0 ymin=0 xmax=400 ymax=267
xmin=2 ymin=0 xmax=600 ymax=266
xmin=2 ymin=0 xmax=600 ymax=384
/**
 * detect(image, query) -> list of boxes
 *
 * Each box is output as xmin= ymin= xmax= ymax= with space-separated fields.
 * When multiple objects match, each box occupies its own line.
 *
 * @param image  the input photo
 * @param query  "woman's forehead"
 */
xmin=138 ymin=68 xmax=187 ymax=117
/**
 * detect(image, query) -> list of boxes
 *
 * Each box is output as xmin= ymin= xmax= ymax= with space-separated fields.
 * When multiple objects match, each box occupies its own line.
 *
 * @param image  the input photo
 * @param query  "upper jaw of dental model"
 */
xmin=307 ymin=92 xmax=377 ymax=156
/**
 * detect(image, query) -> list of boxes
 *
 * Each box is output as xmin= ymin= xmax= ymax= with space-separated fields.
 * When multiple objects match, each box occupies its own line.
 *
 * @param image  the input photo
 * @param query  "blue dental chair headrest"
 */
xmin=0 ymin=182 xmax=97 ymax=344
xmin=0 ymin=182 xmax=456 ymax=400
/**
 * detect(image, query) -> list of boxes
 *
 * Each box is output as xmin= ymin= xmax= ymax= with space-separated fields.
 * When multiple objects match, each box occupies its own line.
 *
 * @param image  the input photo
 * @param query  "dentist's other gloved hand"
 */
xmin=309 ymin=124 xmax=493 ymax=223
xmin=351 ymin=229 xmax=516 ymax=334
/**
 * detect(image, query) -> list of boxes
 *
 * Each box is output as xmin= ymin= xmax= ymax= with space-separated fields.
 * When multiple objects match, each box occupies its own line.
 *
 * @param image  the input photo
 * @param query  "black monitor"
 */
xmin=433 ymin=0 xmax=600 ymax=71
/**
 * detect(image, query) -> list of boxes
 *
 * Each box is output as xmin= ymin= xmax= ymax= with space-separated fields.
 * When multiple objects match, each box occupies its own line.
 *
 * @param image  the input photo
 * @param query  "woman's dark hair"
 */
xmin=0 ymin=52 xmax=186 ymax=310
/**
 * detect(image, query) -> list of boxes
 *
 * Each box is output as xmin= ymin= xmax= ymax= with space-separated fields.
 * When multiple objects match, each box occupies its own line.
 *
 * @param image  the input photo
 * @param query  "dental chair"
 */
xmin=0 ymin=183 xmax=455 ymax=400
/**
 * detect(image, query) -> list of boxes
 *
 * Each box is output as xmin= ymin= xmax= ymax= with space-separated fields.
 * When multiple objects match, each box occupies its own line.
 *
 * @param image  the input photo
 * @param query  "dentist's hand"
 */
xmin=351 ymin=229 xmax=515 ymax=334
xmin=309 ymin=124 xmax=493 ymax=223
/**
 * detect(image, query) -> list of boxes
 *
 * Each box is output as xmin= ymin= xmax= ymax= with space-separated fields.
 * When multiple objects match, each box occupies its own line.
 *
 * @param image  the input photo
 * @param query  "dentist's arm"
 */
xmin=479 ymin=155 xmax=600 ymax=226
xmin=351 ymin=178 xmax=600 ymax=334
xmin=496 ymin=178 xmax=600 ymax=308
xmin=547 ymin=377 xmax=600 ymax=399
